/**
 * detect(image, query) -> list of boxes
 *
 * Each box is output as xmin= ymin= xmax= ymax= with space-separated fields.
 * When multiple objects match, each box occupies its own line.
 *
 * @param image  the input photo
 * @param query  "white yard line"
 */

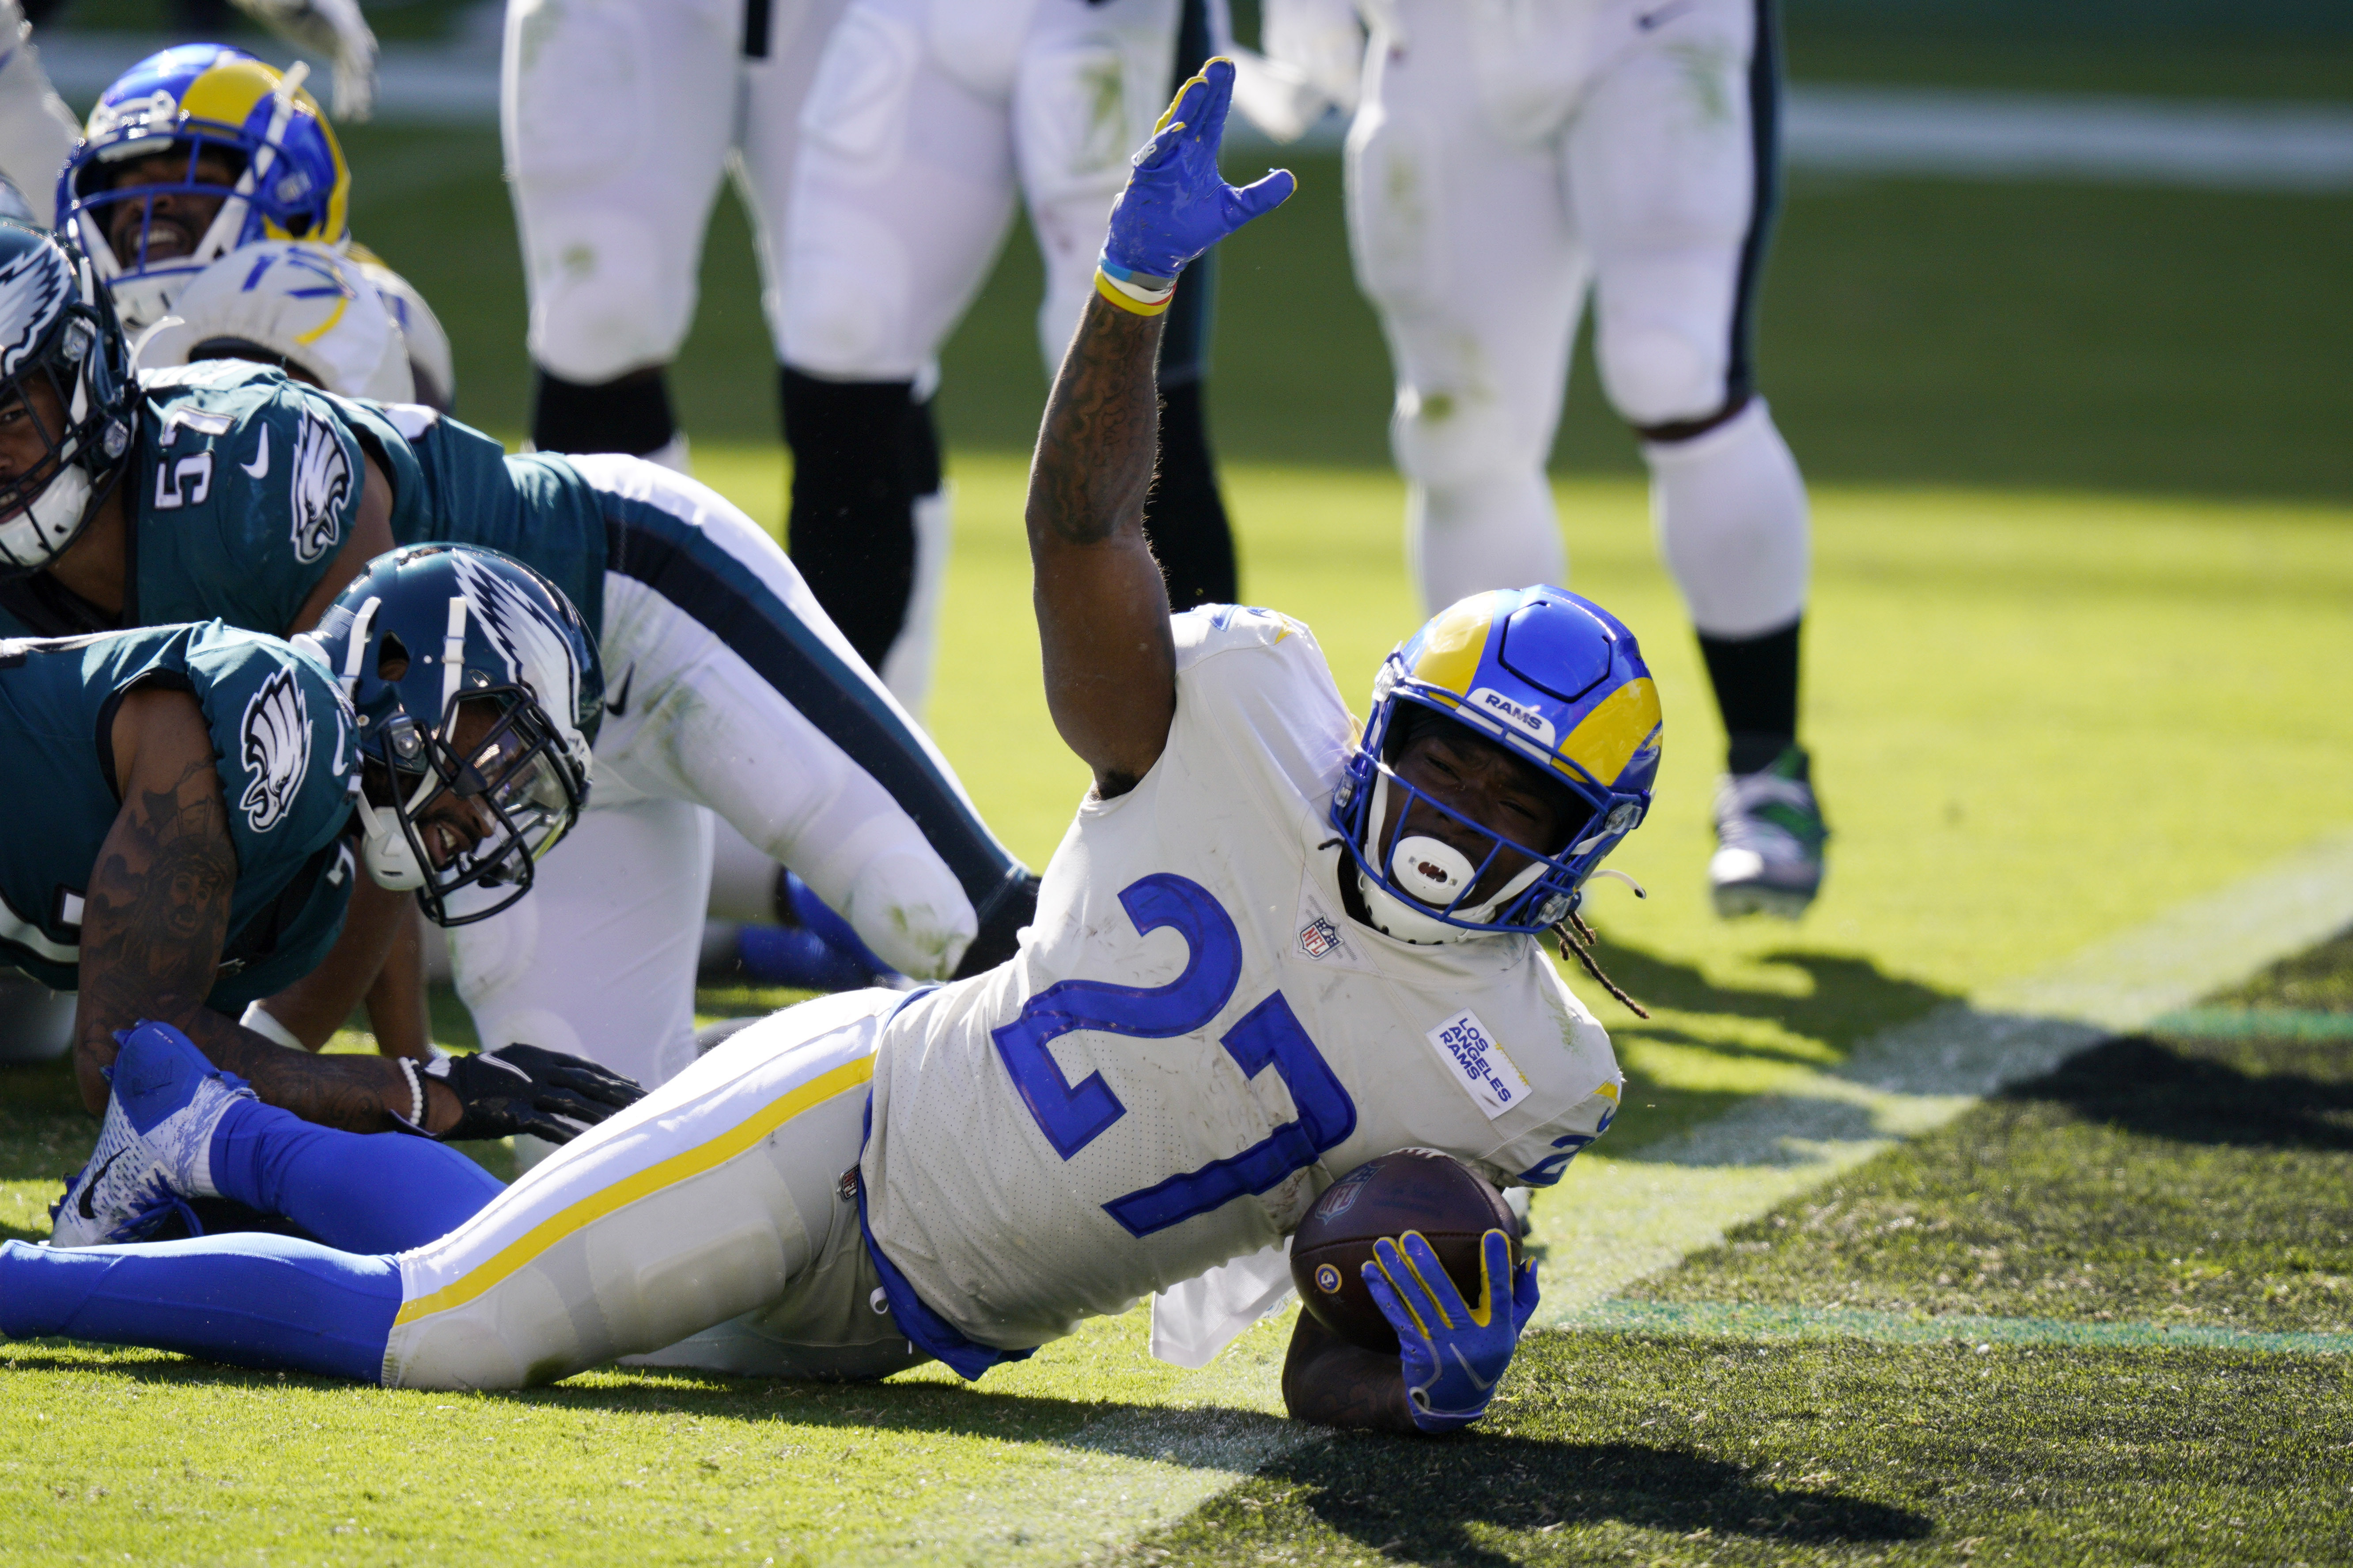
xmin=1533 ymin=825 xmax=2353 ymax=1323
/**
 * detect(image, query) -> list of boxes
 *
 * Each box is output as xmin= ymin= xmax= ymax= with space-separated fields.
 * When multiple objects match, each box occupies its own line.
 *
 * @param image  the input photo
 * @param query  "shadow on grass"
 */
xmin=0 ymin=1349 xmax=1930 ymax=1549
xmin=1236 ymin=1430 xmax=1932 ymax=1560
xmin=2004 ymin=1035 xmax=2353 ymax=1153
xmin=1590 ymin=939 xmax=1956 ymax=1058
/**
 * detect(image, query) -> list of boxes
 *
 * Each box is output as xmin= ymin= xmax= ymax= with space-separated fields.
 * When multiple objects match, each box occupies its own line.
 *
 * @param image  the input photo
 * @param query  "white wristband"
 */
xmin=397 ymin=1055 xmax=426 ymax=1128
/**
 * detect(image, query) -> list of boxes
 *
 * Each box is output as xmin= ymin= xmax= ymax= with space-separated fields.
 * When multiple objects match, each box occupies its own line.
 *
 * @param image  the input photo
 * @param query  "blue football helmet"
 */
xmin=299 ymin=544 xmax=603 ymax=927
xmin=0 ymin=222 xmax=138 ymax=575
xmin=1332 ymin=586 xmax=1662 ymax=941
xmin=61 ymin=45 xmax=352 ymax=331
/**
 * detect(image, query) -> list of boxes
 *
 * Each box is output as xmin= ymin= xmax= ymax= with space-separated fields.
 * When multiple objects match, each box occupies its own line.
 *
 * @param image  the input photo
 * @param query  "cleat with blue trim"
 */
xmin=1709 ymin=746 xmax=1828 ymax=919
xmin=48 ymin=1020 xmax=253 ymax=1248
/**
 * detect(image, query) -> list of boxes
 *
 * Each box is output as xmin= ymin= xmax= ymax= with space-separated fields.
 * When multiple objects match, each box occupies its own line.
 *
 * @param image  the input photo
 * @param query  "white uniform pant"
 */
xmin=446 ymin=457 xmax=1008 ymax=1089
xmin=503 ymin=0 xmax=851 ymax=381
xmin=384 ymin=990 xmax=923 ymax=1389
xmin=0 ymin=8 xmax=78 ymax=228
xmin=778 ymin=0 xmax=1179 ymax=380
xmin=1348 ymin=0 xmax=1810 ymax=635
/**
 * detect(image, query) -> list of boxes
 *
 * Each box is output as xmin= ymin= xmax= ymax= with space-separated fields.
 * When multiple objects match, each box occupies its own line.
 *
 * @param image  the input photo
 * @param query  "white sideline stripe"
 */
xmin=26 ymin=36 xmax=2353 ymax=191
xmin=1531 ymin=824 xmax=2353 ymax=1325
xmin=1563 ymin=1300 xmax=2353 ymax=1358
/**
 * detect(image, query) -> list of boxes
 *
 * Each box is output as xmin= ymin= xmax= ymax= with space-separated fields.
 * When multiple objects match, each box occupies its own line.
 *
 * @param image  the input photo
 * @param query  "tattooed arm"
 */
xmin=76 ymin=685 xmax=458 ymax=1130
xmin=1281 ymin=1308 xmax=1419 ymax=1434
xmin=1024 ymin=292 xmax=1179 ymax=797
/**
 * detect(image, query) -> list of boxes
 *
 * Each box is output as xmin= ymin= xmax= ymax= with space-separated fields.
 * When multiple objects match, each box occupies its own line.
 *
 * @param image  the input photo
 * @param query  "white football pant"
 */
xmin=446 ymin=457 xmax=1007 ymax=1090
xmin=503 ymin=0 xmax=850 ymax=382
xmin=0 ymin=3 xmax=81 ymax=227
xmin=778 ymin=0 xmax=1179 ymax=382
xmin=1347 ymin=0 xmax=1809 ymax=636
xmin=386 ymin=990 xmax=925 ymax=1389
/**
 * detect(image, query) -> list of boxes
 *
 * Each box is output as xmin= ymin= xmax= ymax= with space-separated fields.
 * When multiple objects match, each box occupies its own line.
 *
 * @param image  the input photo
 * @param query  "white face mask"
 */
xmin=1353 ymin=771 xmax=1549 ymax=944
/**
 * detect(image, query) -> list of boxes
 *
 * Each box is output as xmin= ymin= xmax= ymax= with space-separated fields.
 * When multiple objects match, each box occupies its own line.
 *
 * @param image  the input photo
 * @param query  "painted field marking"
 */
xmin=1562 ymin=1300 xmax=2353 ymax=1358
xmin=1532 ymin=825 xmax=2353 ymax=1323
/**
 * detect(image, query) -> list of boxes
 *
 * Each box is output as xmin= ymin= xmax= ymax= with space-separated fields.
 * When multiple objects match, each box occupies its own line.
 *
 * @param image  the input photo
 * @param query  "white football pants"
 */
xmin=385 ymin=990 xmax=925 ymax=1389
xmin=503 ymin=0 xmax=851 ymax=382
xmin=446 ymin=457 xmax=1011 ymax=1090
xmin=0 ymin=6 xmax=81 ymax=228
xmin=1348 ymin=0 xmax=1810 ymax=637
xmin=777 ymin=0 xmax=1180 ymax=382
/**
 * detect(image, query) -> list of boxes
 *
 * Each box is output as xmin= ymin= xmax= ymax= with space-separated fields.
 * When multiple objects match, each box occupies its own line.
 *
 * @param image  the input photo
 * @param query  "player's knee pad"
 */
xmin=524 ymin=209 xmax=692 ymax=383
xmin=779 ymin=204 xmax=924 ymax=379
xmin=833 ymin=843 xmax=977 ymax=981
xmin=1389 ymin=381 xmax=1546 ymax=493
xmin=1645 ymin=398 xmax=1810 ymax=638
xmin=1595 ymin=318 xmax=1730 ymax=432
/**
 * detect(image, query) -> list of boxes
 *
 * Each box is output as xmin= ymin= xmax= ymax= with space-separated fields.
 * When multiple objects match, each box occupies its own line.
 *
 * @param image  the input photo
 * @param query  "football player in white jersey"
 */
xmin=1267 ymin=0 xmax=1827 ymax=919
xmin=0 ymin=62 xmax=1655 ymax=1436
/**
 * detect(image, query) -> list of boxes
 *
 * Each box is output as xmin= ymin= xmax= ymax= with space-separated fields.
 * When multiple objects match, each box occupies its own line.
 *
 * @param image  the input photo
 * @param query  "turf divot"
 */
xmin=1531 ymin=825 xmax=2353 ymax=1322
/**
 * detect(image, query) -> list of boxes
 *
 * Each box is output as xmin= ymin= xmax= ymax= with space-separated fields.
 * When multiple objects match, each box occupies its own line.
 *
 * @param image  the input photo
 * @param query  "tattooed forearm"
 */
xmin=1028 ymin=294 xmax=1164 ymax=548
xmin=75 ymin=758 xmax=239 ymax=1109
xmin=1282 ymin=1311 xmax=1421 ymax=1434
xmin=76 ymin=706 xmax=419 ymax=1132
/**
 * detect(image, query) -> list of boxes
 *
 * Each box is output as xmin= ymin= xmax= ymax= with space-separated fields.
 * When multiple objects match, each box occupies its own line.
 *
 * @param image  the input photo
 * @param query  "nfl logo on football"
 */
xmin=1298 ymin=915 xmax=1340 ymax=958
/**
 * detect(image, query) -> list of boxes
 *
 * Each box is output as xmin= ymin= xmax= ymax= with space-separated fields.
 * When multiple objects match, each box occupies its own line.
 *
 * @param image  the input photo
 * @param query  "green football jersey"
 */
xmin=0 ymin=620 xmax=360 ymax=1010
xmin=0 ymin=363 xmax=607 ymax=642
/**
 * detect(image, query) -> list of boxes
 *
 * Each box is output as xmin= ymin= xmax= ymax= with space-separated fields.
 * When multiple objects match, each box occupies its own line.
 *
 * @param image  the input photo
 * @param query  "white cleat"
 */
xmin=1709 ymin=747 xmax=1829 ymax=921
xmin=48 ymin=1020 xmax=253 ymax=1248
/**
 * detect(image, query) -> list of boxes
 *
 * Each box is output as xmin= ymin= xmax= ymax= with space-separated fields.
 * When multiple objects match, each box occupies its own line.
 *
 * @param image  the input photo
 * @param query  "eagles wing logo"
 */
xmin=238 ymin=669 xmax=313 ymax=833
xmin=288 ymin=412 xmax=352 ymax=565
xmin=0 ymin=246 xmax=68 ymax=381
xmin=450 ymin=550 xmax=582 ymax=743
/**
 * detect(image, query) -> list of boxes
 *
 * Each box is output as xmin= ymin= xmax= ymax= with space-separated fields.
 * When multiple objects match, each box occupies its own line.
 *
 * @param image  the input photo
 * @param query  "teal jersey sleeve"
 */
xmin=349 ymin=401 xmax=609 ymax=635
xmin=130 ymin=363 xmax=374 ymax=637
xmin=182 ymin=622 xmax=363 ymax=1006
xmin=0 ymin=622 xmax=358 ymax=1004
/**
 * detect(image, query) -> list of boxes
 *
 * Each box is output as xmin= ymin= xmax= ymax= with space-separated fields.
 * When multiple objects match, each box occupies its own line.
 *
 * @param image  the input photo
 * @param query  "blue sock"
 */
xmin=208 ymin=1098 xmax=505 ymax=1254
xmin=0 ymin=1235 xmax=401 ymax=1382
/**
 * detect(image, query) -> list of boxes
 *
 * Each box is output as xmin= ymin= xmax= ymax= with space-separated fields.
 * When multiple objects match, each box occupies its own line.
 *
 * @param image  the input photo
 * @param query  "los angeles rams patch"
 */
xmin=1422 ymin=1009 xmax=1530 ymax=1121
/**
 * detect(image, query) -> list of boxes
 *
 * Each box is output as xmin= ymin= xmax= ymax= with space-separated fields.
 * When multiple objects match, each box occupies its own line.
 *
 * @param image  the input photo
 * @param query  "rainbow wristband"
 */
xmin=1095 ymin=255 xmax=1177 ymax=316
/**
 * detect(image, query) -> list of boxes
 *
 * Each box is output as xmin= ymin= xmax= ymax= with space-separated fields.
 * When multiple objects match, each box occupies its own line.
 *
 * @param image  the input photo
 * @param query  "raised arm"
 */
xmin=1025 ymin=59 xmax=1293 ymax=797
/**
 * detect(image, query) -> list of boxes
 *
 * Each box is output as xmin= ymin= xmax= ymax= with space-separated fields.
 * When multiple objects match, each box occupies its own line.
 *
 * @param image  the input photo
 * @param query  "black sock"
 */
xmin=780 ymin=366 xmax=924 ymax=671
xmin=530 ymin=366 xmax=677 ymax=457
xmin=1697 ymin=619 xmax=1802 ymax=775
xmin=1144 ymin=376 xmax=1238 ymax=610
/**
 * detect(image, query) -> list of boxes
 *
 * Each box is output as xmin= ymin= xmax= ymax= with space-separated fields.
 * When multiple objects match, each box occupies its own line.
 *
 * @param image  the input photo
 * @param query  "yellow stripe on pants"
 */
xmin=394 ymin=1055 xmax=875 ymax=1326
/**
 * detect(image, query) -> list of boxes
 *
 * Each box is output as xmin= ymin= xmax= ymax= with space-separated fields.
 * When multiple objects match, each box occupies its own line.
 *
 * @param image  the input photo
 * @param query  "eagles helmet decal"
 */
xmin=0 ymin=223 xmax=139 ymax=577
xmin=0 ymin=242 xmax=68 ymax=381
xmin=288 ymin=408 xmax=350 ymax=563
xmin=1331 ymin=586 xmax=1662 ymax=943
xmin=301 ymin=544 xmax=601 ymax=926
xmin=236 ymin=665 xmax=312 ymax=832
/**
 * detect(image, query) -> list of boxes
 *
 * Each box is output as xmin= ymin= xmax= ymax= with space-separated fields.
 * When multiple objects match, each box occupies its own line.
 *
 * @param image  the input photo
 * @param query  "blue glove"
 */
xmin=1097 ymin=57 xmax=1296 ymax=316
xmin=1362 ymin=1229 xmax=1541 ymax=1434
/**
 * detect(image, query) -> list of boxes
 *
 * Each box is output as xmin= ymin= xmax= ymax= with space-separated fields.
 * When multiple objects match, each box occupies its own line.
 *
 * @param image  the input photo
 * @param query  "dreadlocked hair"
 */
xmin=1552 ymin=908 xmax=1649 ymax=1018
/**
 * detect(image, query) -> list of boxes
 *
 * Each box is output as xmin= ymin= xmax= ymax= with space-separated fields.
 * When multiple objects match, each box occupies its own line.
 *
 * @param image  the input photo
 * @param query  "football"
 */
xmin=1289 ymin=1149 xmax=1521 ymax=1354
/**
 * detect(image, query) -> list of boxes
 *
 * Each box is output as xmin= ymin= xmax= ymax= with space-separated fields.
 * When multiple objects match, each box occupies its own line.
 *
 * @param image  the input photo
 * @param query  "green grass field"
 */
xmin=6 ymin=14 xmax=2353 ymax=1563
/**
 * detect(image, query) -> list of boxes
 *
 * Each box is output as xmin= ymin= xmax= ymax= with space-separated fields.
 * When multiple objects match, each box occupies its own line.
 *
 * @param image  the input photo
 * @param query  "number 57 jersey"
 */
xmin=862 ymin=608 xmax=1625 ymax=1357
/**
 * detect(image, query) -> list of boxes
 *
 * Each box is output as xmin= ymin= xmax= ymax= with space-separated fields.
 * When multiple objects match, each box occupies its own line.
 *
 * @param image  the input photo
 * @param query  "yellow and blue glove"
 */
xmin=1362 ymin=1229 xmax=1541 ymax=1434
xmin=1097 ymin=57 xmax=1296 ymax=317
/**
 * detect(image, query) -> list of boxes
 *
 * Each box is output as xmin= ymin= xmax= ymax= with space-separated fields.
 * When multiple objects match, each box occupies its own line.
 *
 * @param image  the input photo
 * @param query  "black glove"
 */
xmin=424 ymin=1044 xmax=644 ymax=1144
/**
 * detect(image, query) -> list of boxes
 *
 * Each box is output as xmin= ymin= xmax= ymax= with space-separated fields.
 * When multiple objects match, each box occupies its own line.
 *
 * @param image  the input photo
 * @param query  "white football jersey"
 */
xmin=861 ymin=607 xmax=1623 ymax=1353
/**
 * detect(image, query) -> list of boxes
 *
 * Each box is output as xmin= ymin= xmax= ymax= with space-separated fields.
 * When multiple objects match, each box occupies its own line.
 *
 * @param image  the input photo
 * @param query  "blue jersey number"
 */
xmin=991 ymin=873 xmax=1359 ymax=1238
